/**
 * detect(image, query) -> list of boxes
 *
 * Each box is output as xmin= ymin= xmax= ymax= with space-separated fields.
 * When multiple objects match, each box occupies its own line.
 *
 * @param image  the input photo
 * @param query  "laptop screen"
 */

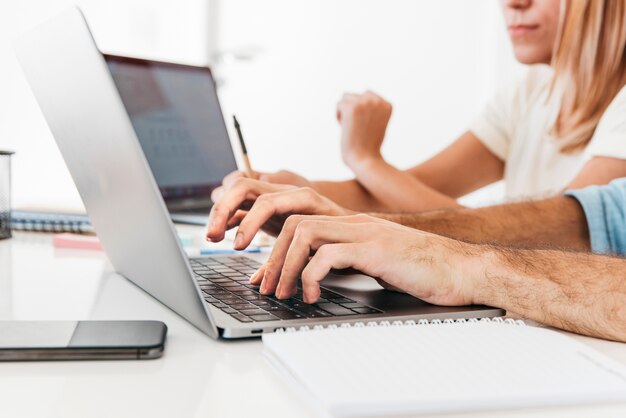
xmin=104 ymin=55 xmax=237 ymax=209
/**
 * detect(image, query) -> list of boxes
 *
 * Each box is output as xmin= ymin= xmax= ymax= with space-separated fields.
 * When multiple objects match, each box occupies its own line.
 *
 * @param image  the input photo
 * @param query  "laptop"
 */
xmin=15 ymin=7 xmax=503 ymax=339
xmin=103 ymin=54 xmax=238 ymax=225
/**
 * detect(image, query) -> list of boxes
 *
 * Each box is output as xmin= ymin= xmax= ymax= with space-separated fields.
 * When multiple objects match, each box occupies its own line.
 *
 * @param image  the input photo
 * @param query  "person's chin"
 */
xmin=511 ymin=46 xmax=551 ymax=65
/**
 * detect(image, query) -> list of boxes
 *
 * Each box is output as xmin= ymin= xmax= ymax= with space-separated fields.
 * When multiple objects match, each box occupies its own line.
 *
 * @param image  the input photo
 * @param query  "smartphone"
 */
xmin=0 ymin=320 xmax=167 ymax=361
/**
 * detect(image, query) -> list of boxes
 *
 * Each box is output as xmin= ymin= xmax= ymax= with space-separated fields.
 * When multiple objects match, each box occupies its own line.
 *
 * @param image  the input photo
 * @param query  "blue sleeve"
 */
xmin=565 ymin=178 xmax=626 ymax=255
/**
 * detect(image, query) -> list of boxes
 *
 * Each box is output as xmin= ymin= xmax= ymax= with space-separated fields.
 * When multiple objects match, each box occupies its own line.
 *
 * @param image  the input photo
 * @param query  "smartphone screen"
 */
xmin=0 ymin=320 xmax=167 ymax=361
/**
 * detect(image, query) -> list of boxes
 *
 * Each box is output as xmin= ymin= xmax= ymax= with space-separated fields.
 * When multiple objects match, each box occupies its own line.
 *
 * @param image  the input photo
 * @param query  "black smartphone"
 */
xmin=0 ymin=320 xmax=167 ymax=361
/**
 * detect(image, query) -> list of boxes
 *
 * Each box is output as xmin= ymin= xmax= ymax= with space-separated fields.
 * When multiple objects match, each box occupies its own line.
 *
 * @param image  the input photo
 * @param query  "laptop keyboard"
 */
xmin=190 ymin=256 xmax=383 ymax=323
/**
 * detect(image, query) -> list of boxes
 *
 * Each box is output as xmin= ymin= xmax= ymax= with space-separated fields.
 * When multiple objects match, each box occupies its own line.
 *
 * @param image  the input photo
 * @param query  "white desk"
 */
xmin=2 ymin=230 xmax=626 ymax=418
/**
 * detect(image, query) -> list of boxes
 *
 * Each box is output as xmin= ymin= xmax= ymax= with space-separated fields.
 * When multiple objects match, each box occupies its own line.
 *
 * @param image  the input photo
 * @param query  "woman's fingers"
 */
xmin=222 ymin=170 xmax=246 ymax=187
xmin=212 ymin=170 xmax=265 ymax=202
xmin=258 ymin=170 xmax=309 ymax=187
xmin=337 ymin=93 xmax=360 ymax=121
xmin=341 ymin=93 xmax=360 ymax=103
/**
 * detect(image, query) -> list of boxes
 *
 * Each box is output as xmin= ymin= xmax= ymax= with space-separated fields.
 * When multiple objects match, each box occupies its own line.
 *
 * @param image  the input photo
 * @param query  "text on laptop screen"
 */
xmin=105 ymin=56 xmax=237 ymax=202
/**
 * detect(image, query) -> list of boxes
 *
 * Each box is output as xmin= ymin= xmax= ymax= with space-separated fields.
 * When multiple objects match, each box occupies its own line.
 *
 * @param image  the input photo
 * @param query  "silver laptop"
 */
xmin=15 ymin=7 xmax=503 ymax=339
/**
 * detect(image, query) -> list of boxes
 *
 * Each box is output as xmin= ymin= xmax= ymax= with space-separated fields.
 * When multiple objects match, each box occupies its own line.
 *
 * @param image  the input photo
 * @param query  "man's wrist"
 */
xmin=455 ymin=244 xmax=499 ymax=307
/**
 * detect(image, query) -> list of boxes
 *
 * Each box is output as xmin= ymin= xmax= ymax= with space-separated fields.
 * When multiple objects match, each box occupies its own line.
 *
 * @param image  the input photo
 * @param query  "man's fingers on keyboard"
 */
xmin=260 ymin=260 xmax=283 ymax=295
xmin=234 ymin=188 xmax=316 ymax=250
xmin=275 ymin=222 xmax=323 ymax=299
xmin=206 ymin=178 xmax=261 ymax=241
xmin=206 ymin=204 xmax=230 ymax=242
xmin=226 ymin=210 xmax=247 ymax=230
xmin=232 ymin=193 xmax=281 ymax=249
xmin=213 ymin=178 xmax=286 ymax=239
xmin=260 ymin=217 xmax=304 ymax=295
xmin=249 ymin=264 xmax=266 ymax=285
xmin=301 ymin=243 xmax=359 ymax=303
xmin=263 ymin=215 xmax=339 ymax=292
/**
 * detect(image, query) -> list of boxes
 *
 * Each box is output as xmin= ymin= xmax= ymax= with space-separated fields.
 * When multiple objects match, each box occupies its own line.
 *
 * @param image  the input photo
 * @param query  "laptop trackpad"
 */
xmin=321 ymin=271 xmax=433 ymax=312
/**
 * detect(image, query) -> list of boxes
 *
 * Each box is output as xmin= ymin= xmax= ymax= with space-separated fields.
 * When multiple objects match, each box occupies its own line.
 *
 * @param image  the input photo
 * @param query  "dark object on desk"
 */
xmin=170 ymin=213 xmax=209 ymax=226
xmin=0 ymin=320 xmax=167 ymax=361
xmin=0 ymin=151 xmax=14 ymax=240
xmin=11 ymin=210 xmax=93 ymax=233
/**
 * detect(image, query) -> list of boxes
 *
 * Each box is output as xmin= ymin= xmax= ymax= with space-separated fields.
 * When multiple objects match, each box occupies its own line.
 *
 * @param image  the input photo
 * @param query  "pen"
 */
xmin=200 ymin=247 xmax=262 ymax=255
xmin=233 ymin=115 xmax=254 ymax=177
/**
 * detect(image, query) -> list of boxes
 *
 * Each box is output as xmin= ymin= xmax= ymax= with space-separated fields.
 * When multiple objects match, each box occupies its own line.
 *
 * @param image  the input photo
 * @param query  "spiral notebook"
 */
xmin=11 ymin=210 xmax=93 ymax=233
xmin=263 ymin=318 xmax=626 ymax=417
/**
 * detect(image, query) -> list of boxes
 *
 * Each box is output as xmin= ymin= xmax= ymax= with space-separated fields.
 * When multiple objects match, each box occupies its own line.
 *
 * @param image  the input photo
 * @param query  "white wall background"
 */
xmin=0 ymin=0 xmax=524 ymax=211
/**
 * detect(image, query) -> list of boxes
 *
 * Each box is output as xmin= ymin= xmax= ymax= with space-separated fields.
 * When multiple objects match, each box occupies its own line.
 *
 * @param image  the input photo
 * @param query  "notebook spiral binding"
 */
xmin=276 ymin=317 xmax=525 ymax=334
xmin=10 ymin=211 xmax=93 ymax=234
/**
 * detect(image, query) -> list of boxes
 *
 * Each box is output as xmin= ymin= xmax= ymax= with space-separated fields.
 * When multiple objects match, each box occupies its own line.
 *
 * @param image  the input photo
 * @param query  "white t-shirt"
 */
xmin=470 ymin=64 xmax=626 ymax=200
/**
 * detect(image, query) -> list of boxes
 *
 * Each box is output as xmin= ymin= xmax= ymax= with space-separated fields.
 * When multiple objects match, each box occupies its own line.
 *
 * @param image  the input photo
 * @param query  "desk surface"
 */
xmin=1 ymin=230 xmax=626 ymax=418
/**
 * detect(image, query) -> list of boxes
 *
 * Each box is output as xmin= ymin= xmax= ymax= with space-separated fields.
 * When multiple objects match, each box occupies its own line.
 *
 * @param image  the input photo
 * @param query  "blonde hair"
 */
xmin=550 ymin=0 xmax=626 ymax=153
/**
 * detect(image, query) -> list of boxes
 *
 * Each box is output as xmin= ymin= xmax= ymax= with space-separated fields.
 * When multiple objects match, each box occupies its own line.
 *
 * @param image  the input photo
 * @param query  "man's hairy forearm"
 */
xmin=375 ymin=196 xmax=591 ymax=251
xmin=472 ymin=247 xmax=626 ymax=342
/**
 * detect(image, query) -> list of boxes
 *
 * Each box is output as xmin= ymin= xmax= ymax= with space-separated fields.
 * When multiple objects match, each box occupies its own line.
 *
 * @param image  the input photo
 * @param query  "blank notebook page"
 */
xmin=262 ymin=322 xmax=626 ymax=417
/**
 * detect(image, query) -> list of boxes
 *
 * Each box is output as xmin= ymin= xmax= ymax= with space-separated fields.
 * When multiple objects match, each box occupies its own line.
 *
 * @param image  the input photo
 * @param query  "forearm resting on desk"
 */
xmin=312 ymin=158 xmax=464 ymax=213
xmin=348 ymin=158 xmax=462 ymax=212
xmin=472 ymin=247 xmax=626 ymax=342
xmin=312 ymin=179 xmax=389 ymax=213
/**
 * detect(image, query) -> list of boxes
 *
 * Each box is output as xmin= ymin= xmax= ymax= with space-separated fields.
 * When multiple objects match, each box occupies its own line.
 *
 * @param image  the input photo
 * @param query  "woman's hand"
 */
xmin=206 ymin=178 xmax=352 ymax=248
xmin=336 ymin=91 xmax=393 ymax=169
xmin=211 ymin=170 xmax=314 ymax=202
xmin=258 ymin=170 xmax=313 ymax=188
xmin=250 ymin=214 xmax=480 ymax=306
